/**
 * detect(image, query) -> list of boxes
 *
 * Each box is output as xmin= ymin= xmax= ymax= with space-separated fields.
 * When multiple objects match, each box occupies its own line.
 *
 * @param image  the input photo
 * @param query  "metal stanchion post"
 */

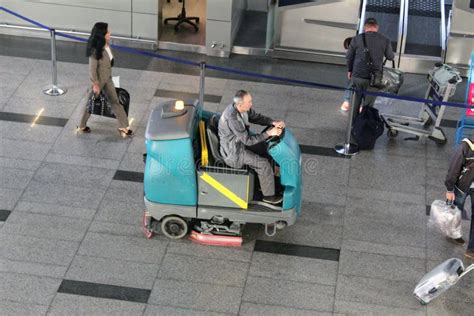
xmin=43 ymin=28 xmax=67 ymax=96
xmin=199 ymin=61 xmax=206 ymax=108
xmin=334 ymin=88 xmax=359 ymax=156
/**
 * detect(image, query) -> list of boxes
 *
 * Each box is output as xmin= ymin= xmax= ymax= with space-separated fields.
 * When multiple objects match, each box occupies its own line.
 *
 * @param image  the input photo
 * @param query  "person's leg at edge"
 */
xmin=450 ymin=187 xmax=467 ymax=245
xmin=466 ymin=189 xmax=474 ymax=255
xmin=78 ymin=92 xmax=91 ymax=130
xmin=103 ymin=80 xmax=130 ymax=132
xmin=340 ymin=80 xmax=352 ymax=112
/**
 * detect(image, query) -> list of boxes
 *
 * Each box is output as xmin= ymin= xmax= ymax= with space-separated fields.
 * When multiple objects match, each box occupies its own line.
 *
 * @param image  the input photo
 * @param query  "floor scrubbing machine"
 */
xmin=382 ymin=63 xmax=462 ymax=145
xmin=142 ymin=99 xmax=302 ymax=246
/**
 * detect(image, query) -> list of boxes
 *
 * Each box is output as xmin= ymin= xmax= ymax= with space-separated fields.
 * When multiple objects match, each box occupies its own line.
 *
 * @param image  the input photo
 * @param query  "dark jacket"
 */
xmin=445 ymin=138 xmax=474 ymax=193
xmin=346 ymin=31 xmax=394 ymax=79
xmin=218 ymin=103 xmax=273 ymax=168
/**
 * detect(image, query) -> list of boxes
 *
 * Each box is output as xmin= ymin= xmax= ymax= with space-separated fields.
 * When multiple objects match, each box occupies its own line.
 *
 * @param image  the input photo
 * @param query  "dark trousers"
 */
xmin=454 ymin=187 xmax=474 ymax=252
xmin=242 ymin=144 xmax=275 ymax=197
xmin=351 ymin=77 xmax=377 ymax=124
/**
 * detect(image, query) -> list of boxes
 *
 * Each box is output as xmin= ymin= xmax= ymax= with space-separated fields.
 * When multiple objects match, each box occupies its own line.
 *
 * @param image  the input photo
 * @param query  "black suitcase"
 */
xmin=88 ymin=88 xmax=129 ymax=118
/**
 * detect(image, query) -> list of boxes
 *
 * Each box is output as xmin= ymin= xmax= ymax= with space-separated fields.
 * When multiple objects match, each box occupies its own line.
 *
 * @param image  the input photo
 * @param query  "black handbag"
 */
xmin=87 ymin=88 xmax=130 ymax=118
xmin=87 ymin=91 xmax=112 ymax=116
xmin=362 ymin=33 xmax=384 ymax=89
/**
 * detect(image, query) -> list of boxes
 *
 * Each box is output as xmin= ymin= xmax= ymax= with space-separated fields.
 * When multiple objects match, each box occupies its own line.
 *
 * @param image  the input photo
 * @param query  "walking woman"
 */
xmin=77 ymin=22 xmax=133 ymax=137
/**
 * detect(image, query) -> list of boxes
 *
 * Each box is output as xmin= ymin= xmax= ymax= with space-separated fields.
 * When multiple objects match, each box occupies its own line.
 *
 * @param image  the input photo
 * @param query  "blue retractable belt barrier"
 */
xmin=0 ymin=6 xmax=471 ymax=110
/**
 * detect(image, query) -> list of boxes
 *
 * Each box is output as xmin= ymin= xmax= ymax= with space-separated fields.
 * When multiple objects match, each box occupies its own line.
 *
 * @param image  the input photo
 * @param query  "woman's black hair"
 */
xmin=343 ymin=37 xmax=352 ymax=50
xmin=86 ymin=22 xmax=108 ymax=60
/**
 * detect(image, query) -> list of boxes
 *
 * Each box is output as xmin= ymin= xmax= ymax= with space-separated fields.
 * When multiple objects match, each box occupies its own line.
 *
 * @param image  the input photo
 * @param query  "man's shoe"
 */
xmin=446 ymin=236 xmax=466 ymax=245
xmin=465 ymin=252 xmax=474 ymax=260
xmin=262 ymin=195 xmax=283 ymax=205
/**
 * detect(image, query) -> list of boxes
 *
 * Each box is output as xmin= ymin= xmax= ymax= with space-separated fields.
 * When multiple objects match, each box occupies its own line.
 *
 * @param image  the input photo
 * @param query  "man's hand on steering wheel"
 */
xmin=266 ymin=127 xmax=282 ymax=138
xmin=272 ymin=120 xmax=285 ymax=129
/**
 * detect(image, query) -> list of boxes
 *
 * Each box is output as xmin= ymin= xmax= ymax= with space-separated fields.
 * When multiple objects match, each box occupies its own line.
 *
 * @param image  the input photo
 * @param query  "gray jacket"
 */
xmin=218 ymin=103 xmax=273 ymax=168
xmin=89 ymin=48 xmax=113 ymax=88
xmin=346 ymin=31 xmax=394 ymax=79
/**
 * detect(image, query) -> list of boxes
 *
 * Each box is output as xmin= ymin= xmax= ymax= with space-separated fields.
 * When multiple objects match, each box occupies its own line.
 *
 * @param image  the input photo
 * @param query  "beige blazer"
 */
xmin=89 ymin=48 xmax=112 ymax=87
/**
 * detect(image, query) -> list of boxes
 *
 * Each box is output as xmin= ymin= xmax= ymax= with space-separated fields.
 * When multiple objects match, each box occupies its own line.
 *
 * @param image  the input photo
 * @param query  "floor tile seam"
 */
xmin=340 ymin=247 xmax=428 ymax=261
xmin=237 ymin=238 xmax=256 ymax=315
xmin=38 ymin=159 xmax=121 ymax=174
xmin=44 ymin=153 xmax=121 ymax=315
xmin=0 ymin=298 xmax=50 ymax=308
xmin=0 ymin=229 xmax=87 ymax=244
xmin=69 ymin=253 xmax=166 ymax=267
xmin=334 ymin=148 xmax=354 ymax=312
xmin=4 ymin=210 xmax=93 ymax=224
xmin=0 ymin=256 xmax=69 ymax=269
xmin=0 ymin=267 xmax=66 ymax=282
xmin=44 ymin=152 xmax=122 ymax=165
xmin=341 ymin=238 xmax=426 ymax=255
xmin=0 ymin=270 xmax=64 ymax=281
xmin=13 ymin=208 xmax=96 ymax=221
xmin=0 ymin=134 xmax=59 ymax=145
xmin=246 ymin=270 xmax=337 ymax=287
xmin=3 ymin=67 xmax=33 ymax=106
xmin=165 ymin=248 xmax=253 ymax=264
xmin=147 ymin=239 xmax=171 ymax=308
xmin=333 ymin=298 xmax=426 ymax=313
xmin=338 ymin=270 xmax=423 ymax=284
xmin=145 ymin=302 xmax=237 ymax=315
xmin=1 ymin=126 xmax=59 ymax=217
xmin=245 ymin=273 xmax=337 ymax=289
xmin=24 ymin=177 xmax=112 ymax=191
xmin=242 ymin=300 xmax=334 ymax=313
xmin=154 ymin=275 xmax=246 ymax=290
xmin=240 ymin=299 xmax=334 ymax=313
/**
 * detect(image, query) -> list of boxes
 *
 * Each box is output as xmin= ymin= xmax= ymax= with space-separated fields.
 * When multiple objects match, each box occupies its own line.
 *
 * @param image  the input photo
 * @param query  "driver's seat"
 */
xmin=206 ymin=115 xmax=226 ymax=166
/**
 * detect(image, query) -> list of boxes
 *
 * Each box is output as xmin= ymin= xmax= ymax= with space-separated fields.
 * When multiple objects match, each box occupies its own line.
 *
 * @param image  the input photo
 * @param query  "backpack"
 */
xmin=352 ymin=106 xmax=384 ymax=150
xmin=457 ymin=138 xmax=474 ymax=192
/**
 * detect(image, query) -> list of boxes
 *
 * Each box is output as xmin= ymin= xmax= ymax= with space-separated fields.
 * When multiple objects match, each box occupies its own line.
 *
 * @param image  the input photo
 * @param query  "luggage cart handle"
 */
xmin=459 ymin=264 xmax=474 ymax=278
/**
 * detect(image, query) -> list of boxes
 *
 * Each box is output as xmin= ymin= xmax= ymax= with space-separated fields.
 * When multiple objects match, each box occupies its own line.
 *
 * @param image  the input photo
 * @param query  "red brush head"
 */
xmin=189 ymin=230 xmax=242 ymax=247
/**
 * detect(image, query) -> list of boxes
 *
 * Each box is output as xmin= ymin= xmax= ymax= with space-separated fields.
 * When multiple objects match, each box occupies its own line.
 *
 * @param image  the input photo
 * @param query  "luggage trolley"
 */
xmin=382 ymin=63 xmax=462 ymax=145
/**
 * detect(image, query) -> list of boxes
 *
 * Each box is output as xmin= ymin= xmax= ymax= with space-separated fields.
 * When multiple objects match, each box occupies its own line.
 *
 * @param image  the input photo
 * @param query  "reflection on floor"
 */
xmin=160 ymin=0 xmax=206 ymax=46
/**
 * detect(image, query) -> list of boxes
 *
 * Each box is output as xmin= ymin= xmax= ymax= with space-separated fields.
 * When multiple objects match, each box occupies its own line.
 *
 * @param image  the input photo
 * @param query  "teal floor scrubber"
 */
xmin=142 ymin=99 xmax=302 ymax=246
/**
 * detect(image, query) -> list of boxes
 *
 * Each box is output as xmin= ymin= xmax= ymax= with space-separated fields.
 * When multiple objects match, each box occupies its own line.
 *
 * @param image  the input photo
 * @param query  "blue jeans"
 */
xmin=454 ymin=187 xmax=474 ymax=252
xmin=343 ymin=80 xmax=352 ymax=102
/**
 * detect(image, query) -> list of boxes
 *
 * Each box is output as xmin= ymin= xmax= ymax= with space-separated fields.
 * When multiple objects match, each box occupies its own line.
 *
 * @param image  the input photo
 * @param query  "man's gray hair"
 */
xmin=233 ymin=90 xmax=249 ymax=105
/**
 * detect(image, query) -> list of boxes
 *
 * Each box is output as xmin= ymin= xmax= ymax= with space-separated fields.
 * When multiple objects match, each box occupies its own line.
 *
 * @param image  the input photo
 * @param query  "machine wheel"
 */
xmin=387 ymin=129 xmax=398 ymax=138
xmin=161 ymin=216 xmax=188 ymax=239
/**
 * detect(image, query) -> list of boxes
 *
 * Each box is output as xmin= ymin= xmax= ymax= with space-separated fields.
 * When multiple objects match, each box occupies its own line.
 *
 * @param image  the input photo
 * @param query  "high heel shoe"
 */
xmin=118 ymin=128 xmax=134 ymax=138
xmin=76 ymin=126 xmax=91 ymax=133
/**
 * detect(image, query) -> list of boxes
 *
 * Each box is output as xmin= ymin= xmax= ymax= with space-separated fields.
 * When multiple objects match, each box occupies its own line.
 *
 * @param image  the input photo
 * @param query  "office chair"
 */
xmin=164 ymin=0 xmax=199 ymax=32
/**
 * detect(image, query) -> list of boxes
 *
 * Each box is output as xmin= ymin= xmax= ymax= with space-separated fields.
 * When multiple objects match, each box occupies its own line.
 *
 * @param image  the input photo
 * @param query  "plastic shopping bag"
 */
xmin=428 ymin=200 xmax=462 ymax=239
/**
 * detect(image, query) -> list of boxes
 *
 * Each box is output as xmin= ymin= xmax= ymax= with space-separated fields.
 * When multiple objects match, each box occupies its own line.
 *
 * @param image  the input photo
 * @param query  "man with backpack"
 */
xmin=445 ymin=138 xmax=474 ymax=260
xmin=346 ymin=18 xmax=394 ymax=121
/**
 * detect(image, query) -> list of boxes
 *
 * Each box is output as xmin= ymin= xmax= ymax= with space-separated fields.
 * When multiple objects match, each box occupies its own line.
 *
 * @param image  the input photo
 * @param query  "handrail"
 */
xmin=358 ymin=0 xmax=368 ymax=34
xmin=400 ymin=0 xmax=408 ymax=55
xmin=396 ymin=0 xmax=406 ymax=67
xmin=440 ymin=0 xmax=447 ymax=55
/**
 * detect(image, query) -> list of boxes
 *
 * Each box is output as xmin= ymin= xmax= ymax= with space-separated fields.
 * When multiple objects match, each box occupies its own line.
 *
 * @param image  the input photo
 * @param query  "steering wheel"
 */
xmin=262 ymin=125 xmax=285 ymax=146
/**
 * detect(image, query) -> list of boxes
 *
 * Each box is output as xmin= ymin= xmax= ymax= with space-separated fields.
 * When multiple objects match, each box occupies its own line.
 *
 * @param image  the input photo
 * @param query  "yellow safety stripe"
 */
xmin=199 ymin=121 xmax=209 ymax=166
xmin=200 ymin=172 xmax=248 ymax=209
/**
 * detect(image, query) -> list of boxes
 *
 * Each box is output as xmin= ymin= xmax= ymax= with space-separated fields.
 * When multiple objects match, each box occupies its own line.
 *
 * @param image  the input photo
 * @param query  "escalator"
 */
xmin=360 ymin=0 xmax=448 ymax=73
